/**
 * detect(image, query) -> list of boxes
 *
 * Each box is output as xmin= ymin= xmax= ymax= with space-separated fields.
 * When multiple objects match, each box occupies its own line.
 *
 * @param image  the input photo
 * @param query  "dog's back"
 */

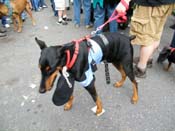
xmin=91 ymin=32 xmax=134 ymax=63
xmin=11 ymin=0 xmax=28 ymax=14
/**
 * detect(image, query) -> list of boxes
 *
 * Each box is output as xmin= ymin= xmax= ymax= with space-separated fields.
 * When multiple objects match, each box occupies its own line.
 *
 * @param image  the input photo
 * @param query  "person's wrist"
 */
xmin=120 ymin=0 xmax=130 ymax=10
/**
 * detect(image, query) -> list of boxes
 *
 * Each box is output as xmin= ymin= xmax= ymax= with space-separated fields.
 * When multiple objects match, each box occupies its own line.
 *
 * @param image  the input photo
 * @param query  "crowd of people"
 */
xmin=0 ymin=0 xmax=175 ymax=79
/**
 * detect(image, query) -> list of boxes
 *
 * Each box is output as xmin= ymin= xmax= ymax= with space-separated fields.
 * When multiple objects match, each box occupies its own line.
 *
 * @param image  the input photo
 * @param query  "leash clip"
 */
xmin=91 ymin=27 xmax=101 ymax=36
xmin=62 ymin=66 xmax=72 ymax=88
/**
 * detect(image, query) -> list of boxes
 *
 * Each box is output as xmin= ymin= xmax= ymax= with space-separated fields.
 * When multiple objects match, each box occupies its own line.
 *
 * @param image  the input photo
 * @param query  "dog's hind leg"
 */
xmin=25 ymin=3 xmax=36 ymax=25
xmin=64 ymin=95 xmax=74 ymax=111
xmin=113 ymin=63 xmax=126 ymax=87
xmin=85 ymin=79 xmax=103 ymax=115
xmin=113 ymin=62 xmax=138 ymax=104
xmin=123 ymin=63 xmax=138 ymax=104
xmin=164 ymin=62 xmax=172 ymax=71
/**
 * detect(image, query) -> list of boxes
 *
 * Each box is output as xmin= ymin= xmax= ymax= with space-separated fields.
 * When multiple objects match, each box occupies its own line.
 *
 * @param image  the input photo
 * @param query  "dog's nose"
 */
xmin=39 ymin=88 xmax=46 ymax=93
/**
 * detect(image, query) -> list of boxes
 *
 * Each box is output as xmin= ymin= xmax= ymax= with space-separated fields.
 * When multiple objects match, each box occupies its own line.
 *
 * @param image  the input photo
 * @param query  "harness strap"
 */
xmin=98 ymin=34 xmax=109 ymax=46
xmin=98 ymin=34 xmax=110 ymax=84
xmin=171 ymin=47 xmax=175 ymax=52
xmin=65 ymin=35 xmax=91 ymax=70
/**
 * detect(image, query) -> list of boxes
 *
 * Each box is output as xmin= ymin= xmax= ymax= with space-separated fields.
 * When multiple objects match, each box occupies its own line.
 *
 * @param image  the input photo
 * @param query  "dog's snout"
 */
xmin=39 ymin=87 xmax=46 ymax=93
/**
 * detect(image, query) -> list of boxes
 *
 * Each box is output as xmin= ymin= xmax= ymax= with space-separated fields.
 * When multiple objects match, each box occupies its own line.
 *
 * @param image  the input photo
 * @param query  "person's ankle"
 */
xmin=137 ymin=63 xmax=147 ymax=70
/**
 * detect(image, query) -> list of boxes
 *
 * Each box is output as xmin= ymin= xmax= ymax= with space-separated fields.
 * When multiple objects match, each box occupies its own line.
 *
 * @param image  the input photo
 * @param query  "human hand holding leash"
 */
xmin=115 ymin=0 xmax=130 ymax=13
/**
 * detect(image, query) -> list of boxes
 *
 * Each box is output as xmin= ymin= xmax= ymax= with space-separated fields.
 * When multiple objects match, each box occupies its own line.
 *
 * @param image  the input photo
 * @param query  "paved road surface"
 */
xmin=0 ymin=1 xmax=175 ymax=131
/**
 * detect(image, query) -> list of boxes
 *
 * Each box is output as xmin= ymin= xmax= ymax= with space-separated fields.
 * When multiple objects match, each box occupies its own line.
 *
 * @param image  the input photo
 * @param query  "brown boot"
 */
xmin=133 ymin=57 xmax=153 ymax=68
xmin=134 ymin=65 xmax=147 ymax=78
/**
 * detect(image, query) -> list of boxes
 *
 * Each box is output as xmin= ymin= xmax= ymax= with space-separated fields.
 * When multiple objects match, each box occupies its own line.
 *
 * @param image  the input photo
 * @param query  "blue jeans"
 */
xmin=21 ymin=11 xmax=26 ymax=20
xmin=50 ymin=0 xmax=57 ymax=16
xmin=170 ymin=31 xmax=175 ymax=48
xmin=39 ymin=0 xmax=46 ymax=7
xmin=73 ymin=0 xmax=91 ymax=25
xmin=1 ymin=16 xmax=7 ymax=25
xmin=30 ymin=0 xmax=39 ymax=11
xmin=94 ymin=3 xmax=118 ymax=33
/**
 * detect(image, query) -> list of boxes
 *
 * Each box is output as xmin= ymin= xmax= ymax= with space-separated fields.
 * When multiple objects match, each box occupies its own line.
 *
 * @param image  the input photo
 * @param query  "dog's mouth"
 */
xmin=39 ymin=68 xmax=61 ymax=93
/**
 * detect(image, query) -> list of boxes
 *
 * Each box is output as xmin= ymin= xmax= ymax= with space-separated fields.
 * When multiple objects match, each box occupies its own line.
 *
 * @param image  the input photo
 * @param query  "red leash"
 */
xmin=92 ymin=0 xmax=129 ymax=35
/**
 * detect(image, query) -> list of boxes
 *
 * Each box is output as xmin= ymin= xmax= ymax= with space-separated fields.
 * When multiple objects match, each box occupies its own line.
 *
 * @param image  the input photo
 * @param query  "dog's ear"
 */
xmin=35 ymin=37 xmax=47 ymax=50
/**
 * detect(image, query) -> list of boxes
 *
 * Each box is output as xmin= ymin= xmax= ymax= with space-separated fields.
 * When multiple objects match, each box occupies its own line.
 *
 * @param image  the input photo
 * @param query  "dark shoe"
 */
xmin=133 ymin=57 xmax=153 ymax=68
xmin=85 ymin=24 xmax=93 ymax=29
xmin=80 ymin=8 xmax=83 ymax=14
xmin=134 ymin=65 xmax=147 ymax=78
xmin=0 ymin=27 xmax=7 ymax=33
xmin=56 ymin=20 xmax=68 ymax=25
xmin=63 ymin=17 xmax=72 ymax=21
xmin=0 ymin=32 xmax=7 ymax=37
xmin=66 ymin=7 xmax=70 ymax=10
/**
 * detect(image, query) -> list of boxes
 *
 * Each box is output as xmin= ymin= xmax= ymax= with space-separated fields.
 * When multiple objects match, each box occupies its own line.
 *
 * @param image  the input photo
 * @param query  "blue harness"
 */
xmin=79 ymin=39 xmax=103 ymax=87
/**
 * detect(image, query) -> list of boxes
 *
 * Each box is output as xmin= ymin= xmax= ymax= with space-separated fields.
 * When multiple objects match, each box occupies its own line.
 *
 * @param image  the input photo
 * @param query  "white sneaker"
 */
xmin=5 ymin=24 xmax=10 ymax=28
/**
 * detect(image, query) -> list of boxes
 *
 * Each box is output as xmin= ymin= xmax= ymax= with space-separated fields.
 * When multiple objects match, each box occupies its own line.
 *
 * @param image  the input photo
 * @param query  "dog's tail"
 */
xmin=129 ymin=35 xmax=136 ymax=41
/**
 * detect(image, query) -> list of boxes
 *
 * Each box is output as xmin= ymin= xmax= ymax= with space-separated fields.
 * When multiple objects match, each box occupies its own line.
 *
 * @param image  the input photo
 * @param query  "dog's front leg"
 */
xmin=12 ymin=16 xmax=18 ymax=31
xmin=64 ymin=95 xmax=74 ymax=111
xmin=16 ymin=15 xmax=22 ymax=33
xmin=85 ymin=83 xmax=103 ymax=115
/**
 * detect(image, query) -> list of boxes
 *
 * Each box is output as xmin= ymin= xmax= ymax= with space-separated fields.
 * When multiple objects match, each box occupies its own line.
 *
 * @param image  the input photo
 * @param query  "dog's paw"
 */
xmin=96 ymin=108 xmax=102 ymax=116
xmin=17 ymin=29 xmax=22 ymax=33
xmin=114 ymin=82 xmax=123 ymax=88
xmin=64 ymin=103 xmax=72 ymax=111
xmin=32 ymin=21 xmax=36 ymax=26
xmin=131 ymin=98 xmax=138 ymax=104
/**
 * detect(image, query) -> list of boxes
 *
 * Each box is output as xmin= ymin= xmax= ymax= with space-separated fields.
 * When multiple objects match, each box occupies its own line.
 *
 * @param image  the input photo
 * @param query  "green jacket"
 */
xmin=93 ymin=0 xmax=104 ymax=8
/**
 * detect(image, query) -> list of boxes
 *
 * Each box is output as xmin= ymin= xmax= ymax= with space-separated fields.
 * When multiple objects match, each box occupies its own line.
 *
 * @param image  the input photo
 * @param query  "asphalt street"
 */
xmin=0 ymin=1 xmax=175 ymax=131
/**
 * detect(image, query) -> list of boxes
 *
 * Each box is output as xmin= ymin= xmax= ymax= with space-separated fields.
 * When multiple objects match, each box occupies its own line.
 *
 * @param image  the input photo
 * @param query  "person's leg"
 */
xmin=40 ymin=0 xmax=47 ymax=7
xmin=93 ymin=3 xmax=105 ymax=34
xmin=73 ymin=0 xmax=81 ymax=26
xmin=138 ymin=41 xmax=159 ymax=69
xmin=106 ymin=4 xmax=118 ymax=32
xmin=83 ymin=0 xmax=91 ymax=26
xmin=62 ymin=9 xmax=72 ymax=21
xmin=52 ymin=0 xmax=58 ymax=16
xmin=33 ymin=0 xmax=39 ymax=11
xmin=0 ymin=23 xmax=6 ymax=37
xmin=21 ymin=11 xmax=26 ymax=21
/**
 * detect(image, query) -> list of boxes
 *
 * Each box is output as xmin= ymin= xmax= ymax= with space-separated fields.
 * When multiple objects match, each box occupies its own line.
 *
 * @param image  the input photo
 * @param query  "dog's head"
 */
xmin=0 ymin=3 xmax=8 ymax=18
xmin=157 ymin=46 xmax=171 ymax=63
xmin=35 ymin=37 xmax=68 ymax=93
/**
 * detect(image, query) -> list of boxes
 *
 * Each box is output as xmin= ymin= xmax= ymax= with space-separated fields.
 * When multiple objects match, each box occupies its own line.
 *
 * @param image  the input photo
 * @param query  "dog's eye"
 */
xmin=45 ymin=66 xmax=50 ymax=71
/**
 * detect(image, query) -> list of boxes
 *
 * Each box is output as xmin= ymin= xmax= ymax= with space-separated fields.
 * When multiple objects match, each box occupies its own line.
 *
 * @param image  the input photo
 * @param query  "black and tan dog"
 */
xmin=157 ymin=46 xmax=175 ymax=71
xmin=0 ymin=0 xmax=36 ymax=32
xmin=35 ymin=32 xmax=138 ymax=115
